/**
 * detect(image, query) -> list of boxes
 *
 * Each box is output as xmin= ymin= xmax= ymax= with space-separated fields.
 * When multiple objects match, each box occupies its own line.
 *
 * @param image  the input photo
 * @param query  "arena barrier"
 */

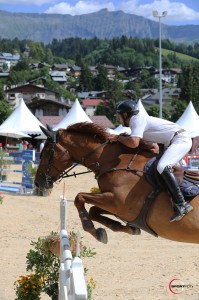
xmin=59 ymin=196 xmax=87 ymax=300
xmin=0 ymin=151 xmax=35 ymax=194
xmin=184 ymin=154 xmax=199 ymax=170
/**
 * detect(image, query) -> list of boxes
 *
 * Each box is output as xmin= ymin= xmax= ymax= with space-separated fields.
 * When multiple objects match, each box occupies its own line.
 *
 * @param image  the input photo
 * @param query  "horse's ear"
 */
xmin=40 ymin=126 xmax=55 ymax=140
xmin=46 ymin=124 xmax=53 ymax=131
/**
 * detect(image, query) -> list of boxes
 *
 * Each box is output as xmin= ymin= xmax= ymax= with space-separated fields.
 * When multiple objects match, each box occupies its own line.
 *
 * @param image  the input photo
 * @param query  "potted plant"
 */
xmin=0 ymin=152 xmax=9 ymax=181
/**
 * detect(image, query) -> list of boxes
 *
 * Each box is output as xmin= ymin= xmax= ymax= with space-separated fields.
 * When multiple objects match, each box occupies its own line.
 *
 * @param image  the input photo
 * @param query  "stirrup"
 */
xmin=170 ymin=204 xmax=193 ymax=222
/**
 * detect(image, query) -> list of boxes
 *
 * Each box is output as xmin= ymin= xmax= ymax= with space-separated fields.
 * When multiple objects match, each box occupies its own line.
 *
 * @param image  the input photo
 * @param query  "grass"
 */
xmin=159 ymin=48 xmax=199 ymax=62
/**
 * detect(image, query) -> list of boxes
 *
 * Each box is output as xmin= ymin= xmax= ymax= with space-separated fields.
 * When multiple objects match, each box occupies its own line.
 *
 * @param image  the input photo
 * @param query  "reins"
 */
xmin=57 ymin=141 xmax=144 ymax=181
xmin=56 ymin=141 xmax=109 ymax=181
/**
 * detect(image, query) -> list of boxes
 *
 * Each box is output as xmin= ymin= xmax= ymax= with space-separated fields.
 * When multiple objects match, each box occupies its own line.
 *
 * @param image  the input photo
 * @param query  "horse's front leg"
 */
xmin=74 ymin=192 xmax=139 ymax=244
xmin=75 ymin=191 xmax=114 ymax=243
xmin=89 ymin=206 xmax=141 ymax=242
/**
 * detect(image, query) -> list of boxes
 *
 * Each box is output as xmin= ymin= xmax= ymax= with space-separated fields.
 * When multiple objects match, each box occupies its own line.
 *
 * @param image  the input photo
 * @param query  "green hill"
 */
xmin=161 ymin=48 xmax=199 ymax=61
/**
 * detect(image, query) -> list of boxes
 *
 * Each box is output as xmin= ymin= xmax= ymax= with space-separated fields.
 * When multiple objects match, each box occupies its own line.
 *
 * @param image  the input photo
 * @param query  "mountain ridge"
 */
xmin=0 ymin=9 xmax=199 ymax=44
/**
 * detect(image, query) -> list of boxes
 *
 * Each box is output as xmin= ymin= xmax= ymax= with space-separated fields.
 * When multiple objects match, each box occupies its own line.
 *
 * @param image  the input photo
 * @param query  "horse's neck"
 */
xmin=63 ymin=134 xmax=102 ymax=163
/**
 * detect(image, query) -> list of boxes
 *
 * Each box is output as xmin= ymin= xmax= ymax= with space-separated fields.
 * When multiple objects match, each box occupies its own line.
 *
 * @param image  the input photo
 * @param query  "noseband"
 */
xmin=41 ymin=140 xmax=70 ymax=187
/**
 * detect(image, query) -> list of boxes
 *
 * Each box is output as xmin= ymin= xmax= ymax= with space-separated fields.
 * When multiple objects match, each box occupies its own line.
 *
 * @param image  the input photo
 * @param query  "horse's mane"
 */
xmin=66 ymin=122 xmax=110 ymax=142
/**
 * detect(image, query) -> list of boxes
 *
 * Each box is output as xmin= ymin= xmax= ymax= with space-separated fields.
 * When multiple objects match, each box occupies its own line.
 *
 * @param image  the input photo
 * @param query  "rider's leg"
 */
xmin=157 ymin=137 xmax=193 ymax=222
xmin=161 ymin=166 xmax=193 ymax=222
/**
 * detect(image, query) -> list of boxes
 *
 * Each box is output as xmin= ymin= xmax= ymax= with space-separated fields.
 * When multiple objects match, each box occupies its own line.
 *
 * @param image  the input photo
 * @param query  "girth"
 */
xmin=127 ymin=189 xmax=160 ymax=237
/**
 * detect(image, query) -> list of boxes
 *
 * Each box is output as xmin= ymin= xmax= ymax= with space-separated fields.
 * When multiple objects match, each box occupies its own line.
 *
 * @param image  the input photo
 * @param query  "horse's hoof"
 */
xmin=131 ymin=227 xmax=141 ymax=235
xmin=96 ymin=228 xmax=108 ymax=244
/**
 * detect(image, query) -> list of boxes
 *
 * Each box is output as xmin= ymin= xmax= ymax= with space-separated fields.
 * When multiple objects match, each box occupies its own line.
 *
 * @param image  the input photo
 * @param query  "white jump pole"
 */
xmin=59 ymin=195 xmax=87 ymax=300
xmin=59 ymin=196 xmax=72 ymax=300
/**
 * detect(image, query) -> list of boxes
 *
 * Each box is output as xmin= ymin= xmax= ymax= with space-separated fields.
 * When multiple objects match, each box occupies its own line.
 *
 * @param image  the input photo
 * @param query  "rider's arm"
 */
xmin=139 ymin=139 xmax=159 ymax=153
xmin=117 ymin=135 xmax=140 ymax=148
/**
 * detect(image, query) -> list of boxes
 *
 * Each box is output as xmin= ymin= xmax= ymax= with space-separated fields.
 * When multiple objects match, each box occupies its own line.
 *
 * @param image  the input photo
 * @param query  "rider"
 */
xmin=111 ymin=99 xmax=193 ymax=222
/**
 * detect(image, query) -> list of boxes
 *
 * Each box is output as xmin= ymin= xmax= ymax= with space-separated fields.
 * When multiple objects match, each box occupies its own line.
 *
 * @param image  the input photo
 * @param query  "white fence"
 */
xmin=59 ymin=196 xmax=87 ymax=300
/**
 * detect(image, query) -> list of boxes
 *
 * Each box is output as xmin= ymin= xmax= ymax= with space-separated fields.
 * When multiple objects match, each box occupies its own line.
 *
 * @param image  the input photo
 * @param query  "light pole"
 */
xmin=153 ymin=10 xmax=167 ymax=118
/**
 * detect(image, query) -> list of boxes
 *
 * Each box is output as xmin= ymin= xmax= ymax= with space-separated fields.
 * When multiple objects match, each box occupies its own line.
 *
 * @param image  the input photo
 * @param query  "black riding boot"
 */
xmin=161 ymin=166 xmax=193 ymax=222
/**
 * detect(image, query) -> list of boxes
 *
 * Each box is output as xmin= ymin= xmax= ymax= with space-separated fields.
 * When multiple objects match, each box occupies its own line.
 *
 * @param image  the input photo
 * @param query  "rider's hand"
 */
xmin=108 ymin=135 xmax=119 ymax=143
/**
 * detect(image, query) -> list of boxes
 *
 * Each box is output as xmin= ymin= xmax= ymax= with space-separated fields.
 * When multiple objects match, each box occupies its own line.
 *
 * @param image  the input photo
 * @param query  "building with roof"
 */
xmin=81 ymin=98 xmax=105 ymax=116
xmin=5 ymin=83 xmax=62 ymax=108
xmin=141 ymin=87 xmax=181 ymax=108
xmin=0 ymin=52 xmax=20 ymax=70
xmin=49 ymin=71 xmax=68 ymax=85
xmin=90 ymin=115 xmax=115 ymax=129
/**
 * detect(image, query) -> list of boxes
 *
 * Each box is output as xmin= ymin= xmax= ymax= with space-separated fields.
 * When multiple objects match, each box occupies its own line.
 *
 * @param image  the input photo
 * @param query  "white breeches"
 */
xmin=157 ymin=133 xmax=192 ymax=174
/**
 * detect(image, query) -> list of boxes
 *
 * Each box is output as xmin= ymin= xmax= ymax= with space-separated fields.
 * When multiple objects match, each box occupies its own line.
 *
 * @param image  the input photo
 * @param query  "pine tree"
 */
xmin=79 ymin=62 xmax=93 ymax=91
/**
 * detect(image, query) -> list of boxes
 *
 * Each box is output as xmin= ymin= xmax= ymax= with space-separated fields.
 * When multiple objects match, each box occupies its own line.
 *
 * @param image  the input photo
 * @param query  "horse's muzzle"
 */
xmin=35 ymin=173 xmax=54 ymax=190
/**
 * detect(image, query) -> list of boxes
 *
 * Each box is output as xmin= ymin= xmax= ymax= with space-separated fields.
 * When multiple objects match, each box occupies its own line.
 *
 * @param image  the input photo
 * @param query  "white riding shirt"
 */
xmin=129 ymin=113 xmax=192 ymax=174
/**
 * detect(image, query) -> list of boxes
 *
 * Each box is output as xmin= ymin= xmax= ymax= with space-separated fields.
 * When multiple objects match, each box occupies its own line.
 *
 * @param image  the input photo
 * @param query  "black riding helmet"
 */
xmin=116 ymin=99 xmax=139 ymax=118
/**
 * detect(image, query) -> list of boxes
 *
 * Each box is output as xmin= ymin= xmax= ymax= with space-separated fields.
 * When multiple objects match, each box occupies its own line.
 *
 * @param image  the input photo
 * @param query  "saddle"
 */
xmin=127 ymin=156 xmax=199 ymax=237
xmin=145 ymin=157 xmax=199 ymax=198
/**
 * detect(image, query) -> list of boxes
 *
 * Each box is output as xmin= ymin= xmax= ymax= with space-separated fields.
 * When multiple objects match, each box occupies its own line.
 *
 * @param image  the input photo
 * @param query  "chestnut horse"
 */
xmin=35 ymin=122 xmax=199 ymax=244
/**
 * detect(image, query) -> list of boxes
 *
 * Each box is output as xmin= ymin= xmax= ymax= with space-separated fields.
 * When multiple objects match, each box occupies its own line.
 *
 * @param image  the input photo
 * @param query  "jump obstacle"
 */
xmin=0 ymin=157 xmax=23 ymax=193
xmin=59 ymin=196 xmax=87 ymax=300
xmin=0 ymin=151 xmax=35 ymax=194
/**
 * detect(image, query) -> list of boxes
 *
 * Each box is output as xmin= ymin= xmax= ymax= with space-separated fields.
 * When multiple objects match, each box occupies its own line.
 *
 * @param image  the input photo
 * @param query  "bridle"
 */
xmin=57 ymin=140 xmax=109 ymax=181
xmin=41 ymin=137 xmax=143 ymax=186
xmin=42 ymin=139 xmax=109 ymax=184
xmin=40 ymin=140 xmax=59 ymax=188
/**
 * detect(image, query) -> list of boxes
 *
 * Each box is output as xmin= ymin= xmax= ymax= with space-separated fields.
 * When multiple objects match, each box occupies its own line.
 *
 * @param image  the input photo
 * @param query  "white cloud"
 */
xmin=44 ymin=0 xmax=199 ymax=24
xmin=120 ymin=0 xmax=199 ymax=23
xmin=0 ymin=0 xmax=53 ymax=5
xmin=45 ymin=1 xmax=114 ymax=15
xmin=1 ymin=0 xmax=199 ymax=24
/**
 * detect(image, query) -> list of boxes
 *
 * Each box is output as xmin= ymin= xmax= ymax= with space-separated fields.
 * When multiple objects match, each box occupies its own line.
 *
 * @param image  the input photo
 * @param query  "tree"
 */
xmin=45 ymin=79 xmax=75 ymax=100
xmin=146 ymin=105 xmax=170 ymax=120
xmin=0 ymin=82 xmax=12 ymax=123
xmin=141 ymin=77 xmax=159 ymax=89
xmin=78 ymin=62 xmax=93 ymax=91
xmin=106 ymin=78 xmax=123 ymax=102
xmin=12 ymin=59 xmax=30 ymax=71
xmin=192 ymin=64 xmax=199 ymax=112
xmin=45 ymin=48 xmax=54 ymax=65
xmin=94 ymin=65 xmax=109 ymax=90
xmin=125 ymin=81 xmax=142 ymax=99
xmin=178 ymin=64 xmax=199 ymax=113
xmin=95 ymin=99 xmax=117 ymax=124
xmin=179 ymin=65 xmax=193 ymax=103
xmin=75 ymin=53 xmax=82 ymax=66
xmin=170 ymin=100 xmax=187 ymax=122
xmin=29 ymin=41 xmax=45 ymax=62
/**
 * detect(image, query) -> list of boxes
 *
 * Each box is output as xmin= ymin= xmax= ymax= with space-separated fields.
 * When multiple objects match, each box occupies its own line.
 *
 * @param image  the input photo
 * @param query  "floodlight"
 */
xmin=152 ymin=10 xmax=158 ymax=17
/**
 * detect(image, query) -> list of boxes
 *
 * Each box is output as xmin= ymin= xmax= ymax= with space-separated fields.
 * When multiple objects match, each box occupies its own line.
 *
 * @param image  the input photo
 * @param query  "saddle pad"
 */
xmin=179 ymin=179 xmax=199 ymax=198
xmin=144 ymin=157 xmax=199 ymax=198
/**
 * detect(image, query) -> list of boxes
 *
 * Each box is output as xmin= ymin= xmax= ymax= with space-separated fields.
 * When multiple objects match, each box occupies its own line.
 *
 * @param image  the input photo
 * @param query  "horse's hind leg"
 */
xmin=89 ymin=206 xmax=141 ymax=240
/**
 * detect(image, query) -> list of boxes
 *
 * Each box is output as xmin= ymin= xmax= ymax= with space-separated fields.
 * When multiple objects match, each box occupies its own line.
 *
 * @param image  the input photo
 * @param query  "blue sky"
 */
xmin=1 ymin=0 xmax=199 ymax=25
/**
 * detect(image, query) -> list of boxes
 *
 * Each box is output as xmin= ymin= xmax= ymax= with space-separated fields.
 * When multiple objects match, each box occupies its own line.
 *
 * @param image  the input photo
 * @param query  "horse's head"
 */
xmin=35 ymin=126 xmax=73 ymax=191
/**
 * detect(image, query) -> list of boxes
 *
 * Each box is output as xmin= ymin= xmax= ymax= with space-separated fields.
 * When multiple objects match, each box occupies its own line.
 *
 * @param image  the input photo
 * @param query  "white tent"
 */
xmin=176 ymin=101 xmax=199 ymax=136
xmin=53 ymin=98 xmax=92 ymax=131
xmin=0 ymin=98 xmax=45 ymax=136
xmin=137 ymin=99 xmax=148 ymax=116
xmin=0 ymin=128 xmax=29 ymax=138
